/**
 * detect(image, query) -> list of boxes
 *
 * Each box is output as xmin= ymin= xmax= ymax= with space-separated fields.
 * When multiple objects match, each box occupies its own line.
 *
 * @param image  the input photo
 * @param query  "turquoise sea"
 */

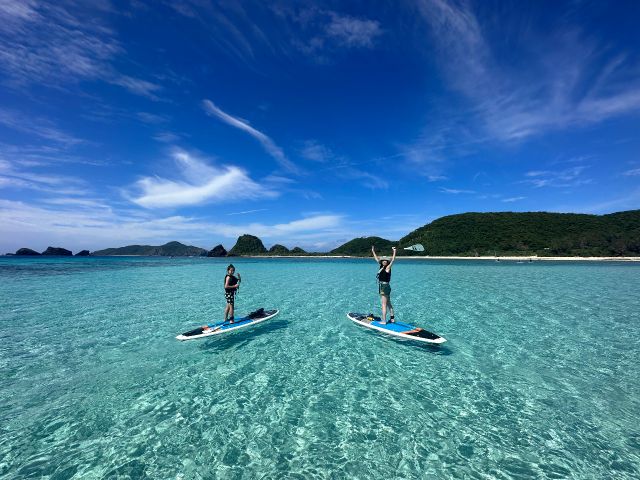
xmin=1 ymin=256 xmax=639 ymax=479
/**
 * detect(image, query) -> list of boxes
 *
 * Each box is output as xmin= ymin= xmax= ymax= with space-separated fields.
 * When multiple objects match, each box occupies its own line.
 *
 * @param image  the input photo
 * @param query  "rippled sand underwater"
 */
xmin=1 ymin=256 xmax=639 ymax=479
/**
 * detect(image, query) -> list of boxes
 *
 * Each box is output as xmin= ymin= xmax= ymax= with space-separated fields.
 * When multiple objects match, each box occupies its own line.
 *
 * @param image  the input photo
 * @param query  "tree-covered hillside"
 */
xmin=399 ymin=210 xmax=640 ymax=256
xmin=228 ymin=235 xmax=267 ymax=256
xmin=92 ymin=241 xmax=206 ymax=256
xmin=268 ymin=244 xmax=290 ymax=255
xmin=331 ymin=236 xmax=397 ymax=256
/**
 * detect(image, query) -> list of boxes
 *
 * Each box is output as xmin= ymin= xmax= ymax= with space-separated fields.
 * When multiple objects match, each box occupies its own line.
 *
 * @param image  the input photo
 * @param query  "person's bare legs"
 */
xmin=381 ymin=295 xmax=388 ymax=324
xmin=224 ymin=295 xmax=235 ymax=323
xmin=388 ymin=300 xmax=395 ymax=323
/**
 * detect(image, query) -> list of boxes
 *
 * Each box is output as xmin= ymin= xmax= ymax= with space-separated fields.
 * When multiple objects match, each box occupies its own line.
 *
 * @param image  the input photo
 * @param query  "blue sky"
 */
xmin=1 ymin=0 xmax=639 ymax=252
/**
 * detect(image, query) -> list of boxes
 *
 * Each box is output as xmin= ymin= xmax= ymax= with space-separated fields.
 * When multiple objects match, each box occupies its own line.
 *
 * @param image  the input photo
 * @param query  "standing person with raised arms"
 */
xmin=224 ymin=264 xmax=241 ymax=324
xmin=371 ymin=245 xmax=397 ymax=324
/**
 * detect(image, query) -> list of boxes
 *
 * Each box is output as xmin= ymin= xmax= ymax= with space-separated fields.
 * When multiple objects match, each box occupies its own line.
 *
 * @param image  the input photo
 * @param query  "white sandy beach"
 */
xmin=245 ymin=255 xmax=640 ymax=262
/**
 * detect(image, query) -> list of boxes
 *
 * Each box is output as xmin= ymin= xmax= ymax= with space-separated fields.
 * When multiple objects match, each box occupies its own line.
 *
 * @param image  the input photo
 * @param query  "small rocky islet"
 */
xmin=12 ymin=246 xmax=74 ymax=256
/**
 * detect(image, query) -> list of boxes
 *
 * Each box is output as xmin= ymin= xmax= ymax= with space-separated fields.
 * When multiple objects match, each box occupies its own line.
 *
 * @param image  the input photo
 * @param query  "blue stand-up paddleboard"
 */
xmin=177 ymin=308 xmax=279 ymax=341
xmin=346 ymin=312 xmax=446 ymax=344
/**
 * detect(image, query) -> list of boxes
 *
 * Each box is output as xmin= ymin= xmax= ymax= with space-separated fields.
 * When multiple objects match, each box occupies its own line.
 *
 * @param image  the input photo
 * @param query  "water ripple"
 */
xmin=0 ymin=258 xmax=638 ymax=478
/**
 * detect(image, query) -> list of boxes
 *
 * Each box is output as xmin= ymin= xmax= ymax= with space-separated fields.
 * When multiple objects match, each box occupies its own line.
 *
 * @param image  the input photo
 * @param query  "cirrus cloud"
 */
xmin=415 ymin=0 xmax=640 ymax=143
xmin=128 ymin=150 xmax=278 ymax=209
xmin=325 ymin=13 xmax=382 ymax=48
xmin=202 ymin=99 xmax=298 ymax=173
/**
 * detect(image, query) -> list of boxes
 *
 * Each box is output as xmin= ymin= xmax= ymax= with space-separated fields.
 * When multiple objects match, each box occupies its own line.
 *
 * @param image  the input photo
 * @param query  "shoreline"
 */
xmin=4 ymin=254 xmax=640 ymax=262
xmin=242 ymin=255 xmax=640 ymax=262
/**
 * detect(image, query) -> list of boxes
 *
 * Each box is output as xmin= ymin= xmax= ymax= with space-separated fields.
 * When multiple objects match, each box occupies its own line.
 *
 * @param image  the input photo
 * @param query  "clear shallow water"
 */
xmin=1 ymin=257 xmax=639 ymax=479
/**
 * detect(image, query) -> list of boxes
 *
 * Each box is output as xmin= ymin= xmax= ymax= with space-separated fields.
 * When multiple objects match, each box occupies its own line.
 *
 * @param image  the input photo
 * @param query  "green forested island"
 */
xmin=228 ymin=235 xmax=267 ymax=256
xmin=398 ymin=210 xmax=640 ymax=257
xmin=11 ymin=210 xmax=639 ymax=258
xmin=228 ymin=235 xmax=307 ymax=256
xmin=92 ymin=241 xmax=207 ymax=256
xmin=330 ymin=236 xmax=397 ymax=256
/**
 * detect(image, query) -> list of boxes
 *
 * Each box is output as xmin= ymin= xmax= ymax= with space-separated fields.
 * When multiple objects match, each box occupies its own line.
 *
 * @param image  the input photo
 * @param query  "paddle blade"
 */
xmin=403 ymin=244 xmax=425 ymax=252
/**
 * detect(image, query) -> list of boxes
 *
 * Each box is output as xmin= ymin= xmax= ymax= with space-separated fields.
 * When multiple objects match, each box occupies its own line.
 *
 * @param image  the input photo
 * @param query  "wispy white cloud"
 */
xmin=226 ymin=208 xmax=268 ymax=216
xmin=0 ymin=142 xmax=109 ymax=167
xmin=283 ymin=8 xmax=383 ymax=59
xmin=170 ymin=3 xmax=382 ymax=65
xmin=338 ymin=168 xmax=388 ymax=189
xmin=440 ymin=187 xmax=475 ymax=194
xmin=397 ymin=123 xmax=484 ymax=179
xmin=300 ymin=140 xmax=333 ymax=162
xmin=153 ymin=132 xmax=181 ymax=143
xmin=0 ymin=2 xmax=117 ymax=84
xmin=302 ymin=140 xmax=389 ymax=189
xmin=525 ymin=170 xmax=550 ymax=178
xmin=521 ymin=166 xmax=591 ymax=188
xmin=0 ymin=158 xmax=89 ymax=195
xmin=0 ymin=108 xmax=83 ymax=146
xmin=300 ymin=139 xmax=392 ymax=190
xmin=167 ymin=0 xmax=263 ymax=65
xmin=477 ymin=193 xmax=502 ymax=200
xmin=42 ymin=197 xmax=111 ymax=209
xmin=427 ymin=175 xmax=447 ymax=182
xmin=502 ymin=196 xmax=526 ymax=203
xmin=0 ymin=0 xmax=39 ymax=23
xmin=552 ymin=188 xmax=640 ymax=214
xmin=325 ymin=13 xmax=382 ymax=48
xmin=128 ymin=150 xmax=278 ymax=208
xmin=623 ymin=168 xmax=640 ymax=177
xmin=214 ymin=214 xmax=343 ymax=239
xmin=136 ymin=112 xmax=169 ymax=124
xmin=202 ymin=99 xmax=298 ymax=173
xmin=416 ymin=0 xmax=640 ymax=142
xmin=0 ymin=1 xmax=162 ymax=98
xmin=262 ymin=174 xmax=296 ymax=185
xmin=110 ymin=75 xmax=162 ymax=100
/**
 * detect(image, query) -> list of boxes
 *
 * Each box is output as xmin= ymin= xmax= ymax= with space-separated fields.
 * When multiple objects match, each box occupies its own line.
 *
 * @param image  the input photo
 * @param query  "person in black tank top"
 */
xmin=372 ymin=245 xmax=397 ymax=324
xmin=223 ymin=264 xmax=241 ymax=323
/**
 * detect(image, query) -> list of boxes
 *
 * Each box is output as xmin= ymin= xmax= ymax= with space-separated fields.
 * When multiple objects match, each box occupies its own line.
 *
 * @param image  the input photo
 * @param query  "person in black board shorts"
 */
xmin=371 ymin=245 xmax=397 ymax=324
xmin=224 ymin=264 xmax=241 ymax=323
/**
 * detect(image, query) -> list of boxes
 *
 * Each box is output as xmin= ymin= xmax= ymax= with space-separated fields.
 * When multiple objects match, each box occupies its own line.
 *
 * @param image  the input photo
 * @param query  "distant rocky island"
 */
xmin=207 ymin=244 xmax=227 ymax=257
xmin=9 ymin=246 xmax=82 ymax=256
xmin=7 ymin=210 xmax=640 ymax=258
xmin=91 ymin=241 xmax=207 ymax=257
xmin=330 ymin=236 xmax=396 ymax=256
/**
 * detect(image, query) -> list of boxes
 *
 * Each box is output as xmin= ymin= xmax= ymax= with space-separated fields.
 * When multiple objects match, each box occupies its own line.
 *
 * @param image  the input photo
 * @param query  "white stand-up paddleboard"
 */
xmin=177 ymin=308 xmax=279 ymax=341
xmin=346 ymin=312 xmax=446 ymax=344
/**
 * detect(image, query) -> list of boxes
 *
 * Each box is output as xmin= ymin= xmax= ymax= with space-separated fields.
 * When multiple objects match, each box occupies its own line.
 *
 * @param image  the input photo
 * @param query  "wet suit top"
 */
xmin=224 ymin=274 xmax=238 ymax=293
xmin=377 ymin=268 xmax=391 ymax=283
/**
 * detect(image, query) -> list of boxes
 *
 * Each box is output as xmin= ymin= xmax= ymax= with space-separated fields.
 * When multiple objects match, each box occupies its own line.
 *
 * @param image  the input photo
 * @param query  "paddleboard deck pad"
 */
xmin=177 ymin=308 xmax=279 ymax=341
xmin=346 ymin=312 xmax=446 ymax=344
